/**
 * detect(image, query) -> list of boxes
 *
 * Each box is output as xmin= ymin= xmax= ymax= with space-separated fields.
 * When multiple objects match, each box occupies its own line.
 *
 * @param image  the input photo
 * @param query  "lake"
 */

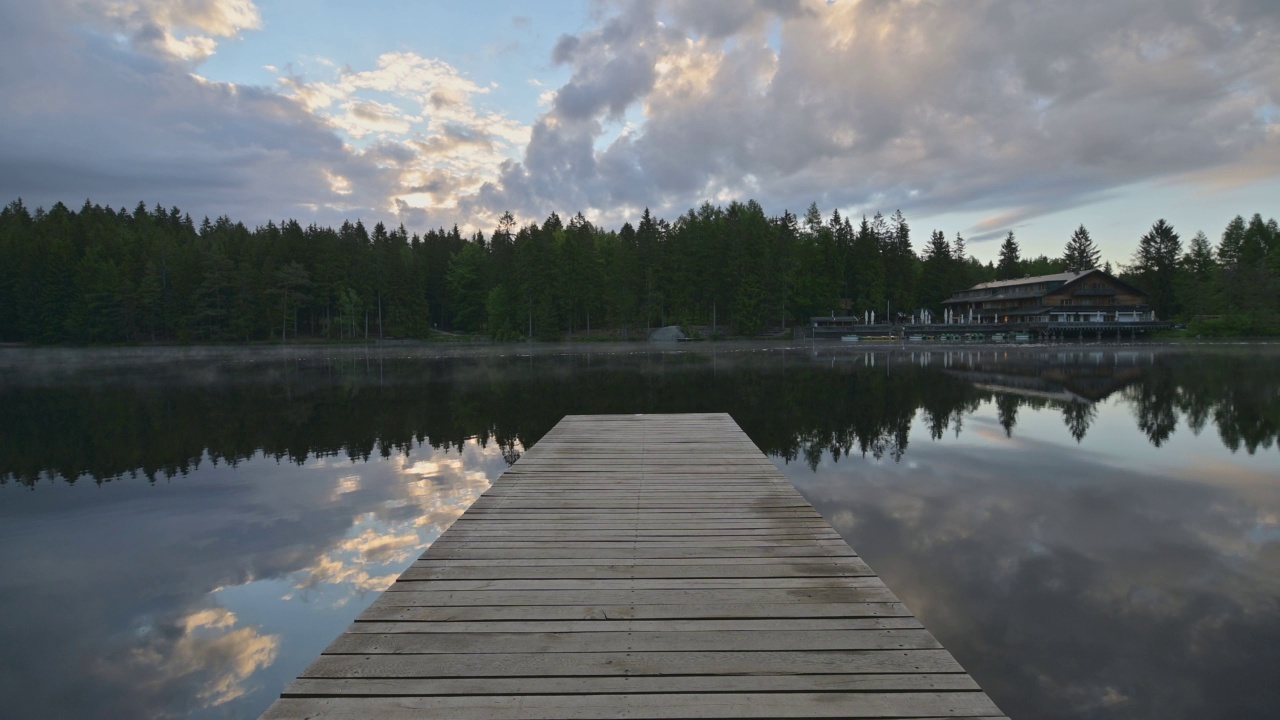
xmin=1 ymin=342 xmax=1277 ymax=719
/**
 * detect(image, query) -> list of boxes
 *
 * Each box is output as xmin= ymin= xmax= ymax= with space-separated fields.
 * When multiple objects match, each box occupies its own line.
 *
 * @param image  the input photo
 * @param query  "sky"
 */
xmin=1 ymin=0 xmax=1277 ymax=264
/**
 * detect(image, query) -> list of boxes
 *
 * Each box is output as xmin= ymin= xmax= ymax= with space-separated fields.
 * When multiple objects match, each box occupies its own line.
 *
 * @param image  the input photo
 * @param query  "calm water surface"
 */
xmin=1 ymin=343 xmax=1277 ymax=719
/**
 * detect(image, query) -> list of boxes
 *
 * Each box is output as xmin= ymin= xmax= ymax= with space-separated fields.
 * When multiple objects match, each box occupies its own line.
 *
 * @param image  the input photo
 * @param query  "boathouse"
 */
xmin=943 ymin=269 xmax=1153 ymax=324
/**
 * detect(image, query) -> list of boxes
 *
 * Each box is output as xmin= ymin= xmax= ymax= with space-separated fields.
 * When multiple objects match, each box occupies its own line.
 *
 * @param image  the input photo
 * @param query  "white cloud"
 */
xmin=275 ymin=51 xmax=532 ymax=217
xmin=117 ymin=606 xmax=279 ymax=709
xmin=471 ymin=0 xmax=1280 ymax=233
xmin=88 ymin=0 xmax=262 ymax=62
xmin=3 ymin=0 xmax=1277 ymax=239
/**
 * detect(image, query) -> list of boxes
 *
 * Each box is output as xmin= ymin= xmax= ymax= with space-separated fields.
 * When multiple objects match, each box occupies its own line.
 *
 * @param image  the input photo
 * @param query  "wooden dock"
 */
xmin=262 ymin=413 xmax=1004 ymax=719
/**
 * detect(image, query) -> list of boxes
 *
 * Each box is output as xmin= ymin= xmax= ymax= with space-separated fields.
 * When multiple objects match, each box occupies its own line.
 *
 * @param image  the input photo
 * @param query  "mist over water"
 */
xmin=1 ymin=343 xmax=1277 ymax=718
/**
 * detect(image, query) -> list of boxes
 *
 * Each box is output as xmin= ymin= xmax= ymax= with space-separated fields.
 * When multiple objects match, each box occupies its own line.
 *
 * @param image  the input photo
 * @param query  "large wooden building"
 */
xmin=943 ymin=269 xmax=1154 ymax=324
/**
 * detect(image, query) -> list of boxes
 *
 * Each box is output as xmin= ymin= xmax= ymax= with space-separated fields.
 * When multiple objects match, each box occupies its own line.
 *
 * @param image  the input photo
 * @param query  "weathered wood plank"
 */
xmin=264 ymin=696 xmax=1005 ymax=720
xmin=421 ymin=546 xmax=857 ymax=560
xmin=438 ymin=528 xmax=843 ymax=537
xmin=400 ymin=561 xmax=875 ymax=580
xmin=410 ymin=556 xmax=863 ymax=567
xmin=324 ymin=628 xmax=942 ymax=654
xmin=344 ymin=618 xmax=923 ymax=633
xmin=355 ymin=602 xmax=914 ymax=623
xmin=368 ymin=587 xmax=901 ymax=606
xmin=263 ymin=693 xmax=1003 ymax=720
xmin=299 ymin=648 xmax=967 ymax=678
xmin=258 ymin=413 xmax=1002 ymax=720
xmin=385 ymin=576 xmax=889 ymax=591
xmin=427 ymin=538 xmax=852 ymax=547
xmin=283 ymin=673 xmax=976 ymax=697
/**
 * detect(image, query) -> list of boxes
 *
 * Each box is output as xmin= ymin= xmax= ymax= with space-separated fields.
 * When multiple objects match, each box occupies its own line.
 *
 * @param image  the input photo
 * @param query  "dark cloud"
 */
xmin=668 ymin=0 xmax=812 ymax=38
xmin=475 ymin=0 xmax=1280 ymax=232
xmin=551 ymin=33 xmax=580 ymax=63
xmin=0 ymin=2 xmax=397 ymax=227
xmin=3 ymin=0 xmax=1278 ymax=236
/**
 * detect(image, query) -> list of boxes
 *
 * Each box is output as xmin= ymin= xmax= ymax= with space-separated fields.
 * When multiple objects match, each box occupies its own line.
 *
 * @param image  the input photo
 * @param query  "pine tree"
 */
xmin=952 ymin=232 xmax=967 ymax=263
xmin=1218 ymin=215 xmax=1246 ymax=269
xmin=849 ymin=216 xmax=885 ymax=314
xmin=1181 ymin=230 xmax=1217 ymax=316
xmin=919 ymin=230 xmax=953 ymax=312
xmin=883 ymin=210 xmax=916 ymax=317
xmin=1241 ymin=213 xmax=1270 ymax=267
xmin=446 ymin=239 xmax=490 ymax=331
xmin=1062 ymin=225 xmax=1101 ymax=272
xmin=995 ymin=231 xmax=1022 ymax=280
xmin=1183 ymin=231 xmax=1215 ymax=280
xmin=951 ymin=232 xmax=971 ymax=291
xmin=1133 ymin=219 xmax=1182 ymax=319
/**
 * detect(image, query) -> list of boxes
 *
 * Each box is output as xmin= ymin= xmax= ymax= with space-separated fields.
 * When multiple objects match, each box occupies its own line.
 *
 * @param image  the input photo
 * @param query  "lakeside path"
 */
xmin=259 ymin=413 xmax=1004 ymax=719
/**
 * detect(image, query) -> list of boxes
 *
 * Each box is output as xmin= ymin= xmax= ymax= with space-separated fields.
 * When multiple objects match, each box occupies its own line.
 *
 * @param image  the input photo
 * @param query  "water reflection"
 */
xmin=0 ymin=343 xmax=1277 ymax=718
xmin=2 ymin=346 xmax=1276 ymax=489
xmin=777 ymin=395 xmax=1280 ymax=719
xmin=0 ymin=435 xmax=504 ymax=719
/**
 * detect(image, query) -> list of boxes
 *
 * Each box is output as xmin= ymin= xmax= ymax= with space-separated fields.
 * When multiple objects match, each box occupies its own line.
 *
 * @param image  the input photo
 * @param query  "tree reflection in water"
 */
xmin=1 ymin=344 xmax=1277 ymax=719
xmin=2 ymin=345 xmax=1277 ymax=487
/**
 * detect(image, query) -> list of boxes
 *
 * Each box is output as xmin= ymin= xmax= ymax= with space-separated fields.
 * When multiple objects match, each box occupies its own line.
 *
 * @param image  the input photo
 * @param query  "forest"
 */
xmin=0 ymin=197 xmax=1277 ymax=343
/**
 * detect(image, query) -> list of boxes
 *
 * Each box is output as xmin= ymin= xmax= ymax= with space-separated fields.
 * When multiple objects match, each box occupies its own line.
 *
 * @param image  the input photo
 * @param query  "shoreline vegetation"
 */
xmin=2 ymin=198 xmax=1277 ymax=345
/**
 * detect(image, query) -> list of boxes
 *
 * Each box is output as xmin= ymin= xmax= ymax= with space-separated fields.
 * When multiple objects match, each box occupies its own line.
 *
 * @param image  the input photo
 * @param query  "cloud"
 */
xmin=88 ymin=0 xmax=263 ymax=62
xmin=3 ymin=0 xmax=1277 ymax=239
xmin=0 ymin=2 xmax=530 ymax=231
xmin=0 ymin=1 xmax=402 ymax=225
xmin=274 ymin=50 xmax=532 ymax=218
xmin=111 ymin=606 xmax=280 ymax=710
xmin=471 ymin=0 xmax=1280 ymax=232
xmin=289 ymin=442 xmax=498 ymax=594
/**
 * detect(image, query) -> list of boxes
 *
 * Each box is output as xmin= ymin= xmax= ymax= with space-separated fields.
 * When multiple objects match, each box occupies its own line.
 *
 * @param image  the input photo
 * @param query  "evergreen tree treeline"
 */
xmin=1 ymin=198 xmax=1277 ymax=343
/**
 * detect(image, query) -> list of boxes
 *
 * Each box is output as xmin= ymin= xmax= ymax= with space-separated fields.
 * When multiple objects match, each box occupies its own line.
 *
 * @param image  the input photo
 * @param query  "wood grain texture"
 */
xmin=258 ymin=413 xmax=1003 ymax=719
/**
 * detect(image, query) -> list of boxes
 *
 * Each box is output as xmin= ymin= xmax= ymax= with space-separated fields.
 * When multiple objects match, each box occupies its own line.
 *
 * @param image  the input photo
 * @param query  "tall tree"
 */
xmin=1241 ymin=213 xmax=1272 ymax=268
xmin=849 ymin=216 xmax=885 ymax=315
xmin=1183 ymin=231 xmax=1216 ymax=280
xmin=1216 ymin=214 xmax=1278 ymax=317
xmin=1218 ymin=215 xmax=1246 ymax=269
xmin=918 ymin=230 xmax=953 ymax=313
xmin=272 ymin=261 xmax=311 ymax=341
xmin=635 ymin=208 xmax=663 ymax=329
xmin=1180 ymin=230 xmax=1218 ymax=316
xmin=995 ymin=231 xmax=1022 ymax=280
xmin=446 ymin=238 xmax=490 ymax=331
xmin=1062 ymin=225 xmax=1101 ymax=272
xmin=951 ymin=232 xmax=972 ymax=290
xmin=1132 ymin=219 xmax=1183 ymax=320
xmin=882 ymin=210 xmax=917 ymax=318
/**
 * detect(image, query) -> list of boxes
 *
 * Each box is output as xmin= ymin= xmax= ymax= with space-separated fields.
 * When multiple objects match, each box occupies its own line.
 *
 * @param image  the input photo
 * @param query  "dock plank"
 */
xmin=262 ymin=692 xmax=1004 ymax=720
xmin=258 ymin=413 xmax=1002 ymax=719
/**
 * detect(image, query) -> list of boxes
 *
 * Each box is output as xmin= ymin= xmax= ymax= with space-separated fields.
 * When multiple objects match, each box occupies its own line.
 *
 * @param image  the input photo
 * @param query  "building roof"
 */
xmin=964 ymin=269 xmax=1098 ymax=291
xmin=944 ymin=268 xmax=1149 ymax=305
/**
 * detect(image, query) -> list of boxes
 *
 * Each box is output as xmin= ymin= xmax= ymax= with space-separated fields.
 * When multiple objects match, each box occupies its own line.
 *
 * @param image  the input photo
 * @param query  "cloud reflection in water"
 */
xmin=0 ymin=436 xmax=508 ymax=719
xmin=777 ymin=395 xmax=1280 ymax=720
